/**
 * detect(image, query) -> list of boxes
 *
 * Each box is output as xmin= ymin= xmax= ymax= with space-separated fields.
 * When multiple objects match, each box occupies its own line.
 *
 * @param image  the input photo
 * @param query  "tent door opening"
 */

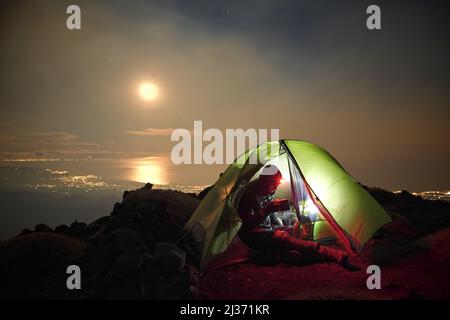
xmin=232 ymin=146 xmax=339 ymax=245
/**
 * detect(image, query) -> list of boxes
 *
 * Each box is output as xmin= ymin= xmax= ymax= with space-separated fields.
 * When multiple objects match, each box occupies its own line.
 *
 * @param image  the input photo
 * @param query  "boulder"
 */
xmin=54 ymin=224 xmax=69 ymax=233
xmin=34 ymin=224 xmax=53 ymax=233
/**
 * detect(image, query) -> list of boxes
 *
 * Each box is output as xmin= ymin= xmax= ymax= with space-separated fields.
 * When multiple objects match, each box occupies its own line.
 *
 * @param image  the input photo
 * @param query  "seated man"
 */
xmin=237 ymin=164 xmax=361 ymax=270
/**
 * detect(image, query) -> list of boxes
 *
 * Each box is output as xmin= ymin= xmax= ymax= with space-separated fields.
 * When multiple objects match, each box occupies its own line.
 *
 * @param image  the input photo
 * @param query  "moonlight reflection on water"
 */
xmin=127 ymin=156 xmax=168 ymax=185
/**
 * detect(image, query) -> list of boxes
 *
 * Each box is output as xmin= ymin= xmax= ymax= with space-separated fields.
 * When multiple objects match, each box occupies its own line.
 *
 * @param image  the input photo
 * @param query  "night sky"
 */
xmin=0 ymin=0 xmax=449 ymax=190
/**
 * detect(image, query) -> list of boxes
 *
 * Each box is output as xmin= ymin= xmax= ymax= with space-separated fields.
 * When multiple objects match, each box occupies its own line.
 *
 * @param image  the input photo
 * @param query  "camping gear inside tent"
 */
xmin=182 ymin=140 xmax=391 ymax=271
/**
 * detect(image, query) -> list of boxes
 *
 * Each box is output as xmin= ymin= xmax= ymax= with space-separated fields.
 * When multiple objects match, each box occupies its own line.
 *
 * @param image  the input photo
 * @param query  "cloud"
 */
xmin=0 ymin=131 xmax=76 ymax=143
xmin=0 ymin=131 xmax=100 ymax=157
xmin=125 ymin=128 xmax=175 ymax=136
xmin=1 ymin=132 xmax=100 ymax=149
xmin=26 ymin=132 xmax=79 ymax=143
xmin=1 ymin=1 xmax=449 ymax=190
xmin=0 ymin=130 xmax=163 ymax=161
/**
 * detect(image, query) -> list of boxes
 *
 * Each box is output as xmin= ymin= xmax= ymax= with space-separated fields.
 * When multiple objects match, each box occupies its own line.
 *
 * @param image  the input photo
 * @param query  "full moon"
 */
xmin=139 ymin=83 xmax=159 ymax=101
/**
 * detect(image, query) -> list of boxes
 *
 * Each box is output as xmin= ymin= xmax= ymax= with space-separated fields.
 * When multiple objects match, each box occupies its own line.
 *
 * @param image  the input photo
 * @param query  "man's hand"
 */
xmin=266 ymin=199 xmax=290 ymax=213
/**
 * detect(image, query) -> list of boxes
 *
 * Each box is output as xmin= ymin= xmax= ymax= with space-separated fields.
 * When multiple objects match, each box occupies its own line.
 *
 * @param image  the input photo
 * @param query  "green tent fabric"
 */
xmin=183 ymin=140 xmax=391 ymax=270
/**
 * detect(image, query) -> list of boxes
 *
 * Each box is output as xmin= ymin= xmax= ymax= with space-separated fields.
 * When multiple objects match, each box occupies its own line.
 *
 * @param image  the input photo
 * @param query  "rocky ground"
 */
xmin=0 ymin=184 xmax=449 ymax=299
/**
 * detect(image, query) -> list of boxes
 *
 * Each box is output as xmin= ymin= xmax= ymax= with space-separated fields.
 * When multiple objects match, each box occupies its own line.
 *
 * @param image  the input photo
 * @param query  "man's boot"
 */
xmin=317 ymin=246 xmax=362 ymax=271
xmin=317 ymin=245 xmax=346 ymax=264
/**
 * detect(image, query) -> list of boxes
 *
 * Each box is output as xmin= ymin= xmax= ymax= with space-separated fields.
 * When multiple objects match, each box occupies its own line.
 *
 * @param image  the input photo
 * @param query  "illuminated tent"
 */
xmin=182 ymin=140 xmax=391 ymax=270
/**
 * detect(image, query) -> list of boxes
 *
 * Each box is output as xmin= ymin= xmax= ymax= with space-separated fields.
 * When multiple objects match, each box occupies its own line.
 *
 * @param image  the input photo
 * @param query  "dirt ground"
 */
xmin=198 ymin=226 xmax=450 ymax=300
